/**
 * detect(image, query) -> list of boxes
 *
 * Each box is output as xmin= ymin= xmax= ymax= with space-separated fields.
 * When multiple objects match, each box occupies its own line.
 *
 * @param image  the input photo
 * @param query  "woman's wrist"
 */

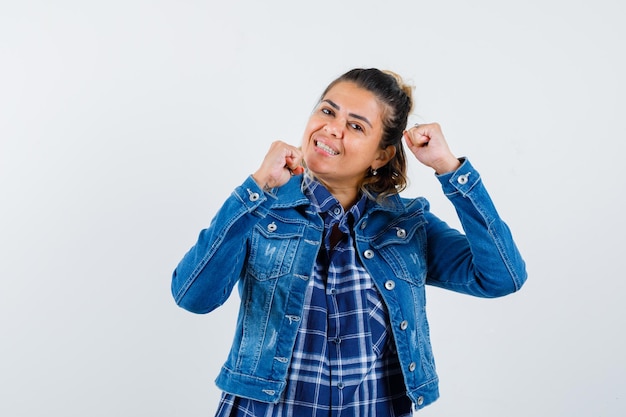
xmin=433 ymin=157 xmax=462 ymax=175
xmin=251 ymin=172 xmax=271 ymax=191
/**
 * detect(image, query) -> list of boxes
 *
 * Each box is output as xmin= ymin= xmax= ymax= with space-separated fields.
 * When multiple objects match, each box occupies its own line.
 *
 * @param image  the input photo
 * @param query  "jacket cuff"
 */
xmin=233 ymin=175 xmax=269 ymax=212
xmin=436 ymin=158 xmax=480 ymax=197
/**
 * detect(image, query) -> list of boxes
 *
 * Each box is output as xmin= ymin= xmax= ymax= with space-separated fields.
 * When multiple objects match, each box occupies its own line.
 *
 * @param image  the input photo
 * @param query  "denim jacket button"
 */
xmin=384 ymin=280 xmax=395 ymax=290
xmin=267 ymin=222 xmax=277 ymax=232
xmin=417 ymin=395 xmax=424 ymax=406
xmin=249 ymin=192 xmax=260 ymax=201
xmin=396 ymin=228 xmax=407 ymax=238
xmin=457 ymin=173 xmax=470 ymax=185
xmin=363 ymin=249 xmax=375 ymax=259
xmin=360 ymin=221 xmax=367 ymax=230
xmin=400 ymin=320 xmax=408 ymax=330
xmin=409 ymin=362 xmax=416 ymax=372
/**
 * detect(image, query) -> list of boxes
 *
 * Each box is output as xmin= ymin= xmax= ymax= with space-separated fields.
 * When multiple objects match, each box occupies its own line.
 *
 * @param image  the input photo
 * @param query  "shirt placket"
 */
xmin=324 ymin=205 xmax=344 ymax=412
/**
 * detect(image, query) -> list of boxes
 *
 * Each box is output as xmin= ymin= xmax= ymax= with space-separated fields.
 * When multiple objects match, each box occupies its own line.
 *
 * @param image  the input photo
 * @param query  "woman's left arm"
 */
xmin=424 ymin=158 xmax=527 ymax=296
xmin=404 ymin=123 xmax=527 ymax=297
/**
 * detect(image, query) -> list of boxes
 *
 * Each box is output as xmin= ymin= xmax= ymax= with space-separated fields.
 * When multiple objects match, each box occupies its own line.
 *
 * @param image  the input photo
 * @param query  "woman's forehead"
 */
xmin=321 ymin=82 xmax=383 ymax=119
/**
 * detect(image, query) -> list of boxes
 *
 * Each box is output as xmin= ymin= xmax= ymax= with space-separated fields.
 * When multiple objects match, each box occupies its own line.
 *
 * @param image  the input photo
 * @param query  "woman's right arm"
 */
xmin=171 ymin=176 xmax=269 ymax=314
xmin=172 ymin=141 xmax=303 ymax=314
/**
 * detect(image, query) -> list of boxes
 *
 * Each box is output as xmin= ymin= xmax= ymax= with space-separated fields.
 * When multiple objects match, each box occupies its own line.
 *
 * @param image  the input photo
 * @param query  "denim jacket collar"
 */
xmin=269 ymin=173 xmax=408 ymax=215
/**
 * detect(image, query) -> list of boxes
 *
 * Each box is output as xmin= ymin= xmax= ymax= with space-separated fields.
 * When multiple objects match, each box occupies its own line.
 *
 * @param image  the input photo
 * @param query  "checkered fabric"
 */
xmin=215 ymin=177 xmax=412 ymax=416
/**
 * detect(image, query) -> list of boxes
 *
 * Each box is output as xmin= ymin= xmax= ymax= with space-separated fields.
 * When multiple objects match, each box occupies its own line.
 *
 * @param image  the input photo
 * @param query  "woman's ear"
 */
xmin=372 ymin=145 xmax=397 ymax=170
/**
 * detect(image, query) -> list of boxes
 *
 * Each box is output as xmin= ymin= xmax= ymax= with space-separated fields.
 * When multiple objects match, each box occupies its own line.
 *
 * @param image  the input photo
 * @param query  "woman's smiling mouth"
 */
xmin=315 ymin=140 xmax=339 ymax=156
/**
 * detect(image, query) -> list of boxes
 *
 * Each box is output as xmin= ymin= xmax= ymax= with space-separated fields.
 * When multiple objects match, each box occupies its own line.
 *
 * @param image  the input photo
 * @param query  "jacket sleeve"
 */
xmin=424 ymin=159 xmax=527 ymax=297
xmin=171 ymin=176 xmax=271 ymax=313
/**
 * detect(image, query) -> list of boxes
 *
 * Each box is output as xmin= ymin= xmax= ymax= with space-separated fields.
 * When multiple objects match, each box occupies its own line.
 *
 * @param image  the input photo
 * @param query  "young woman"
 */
xmin=171 ymin=68 xmax=527 ymax=416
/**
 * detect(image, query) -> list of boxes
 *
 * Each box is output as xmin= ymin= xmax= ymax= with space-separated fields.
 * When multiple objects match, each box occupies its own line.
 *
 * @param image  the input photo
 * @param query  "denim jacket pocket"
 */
xmin=370 ymin=216 xmax=428 ymax=286
xmin=247 ymin=217 xmax=305 ymax=281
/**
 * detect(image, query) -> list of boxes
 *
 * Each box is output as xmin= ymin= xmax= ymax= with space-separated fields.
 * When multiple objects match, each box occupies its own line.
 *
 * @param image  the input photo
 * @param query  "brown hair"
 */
xmin=320 ymin=68 xmax=413 ymax=200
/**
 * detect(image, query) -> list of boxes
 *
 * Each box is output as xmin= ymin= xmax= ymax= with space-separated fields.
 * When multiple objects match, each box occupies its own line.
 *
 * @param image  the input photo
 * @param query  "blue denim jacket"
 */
xmin=171 ymin=159 xmax=527 ymax=410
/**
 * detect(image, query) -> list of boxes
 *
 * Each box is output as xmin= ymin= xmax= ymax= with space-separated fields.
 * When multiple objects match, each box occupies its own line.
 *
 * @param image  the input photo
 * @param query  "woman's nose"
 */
xmin=324 ymin=119 xmax=344 ymax=138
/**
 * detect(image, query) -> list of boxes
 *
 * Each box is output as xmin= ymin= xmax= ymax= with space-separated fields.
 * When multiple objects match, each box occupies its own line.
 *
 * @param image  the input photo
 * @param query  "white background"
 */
xmin=1 ymin=1 xmax=624 ymax=416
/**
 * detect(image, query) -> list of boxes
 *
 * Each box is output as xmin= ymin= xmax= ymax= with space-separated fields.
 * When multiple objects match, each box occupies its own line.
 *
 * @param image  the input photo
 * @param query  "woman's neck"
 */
xmin=323 ymin=182 xmax=360 ymax=210
xmin=305 ymin=170 xmax=361 ymax=210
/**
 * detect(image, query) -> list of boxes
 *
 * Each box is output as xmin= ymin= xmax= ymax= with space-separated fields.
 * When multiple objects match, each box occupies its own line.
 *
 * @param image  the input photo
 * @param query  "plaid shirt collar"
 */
xmin=302 ymin=172 xmax=368 ymax=233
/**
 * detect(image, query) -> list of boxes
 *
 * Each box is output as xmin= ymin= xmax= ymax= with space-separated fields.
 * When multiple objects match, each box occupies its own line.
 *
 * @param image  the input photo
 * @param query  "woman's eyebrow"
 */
xmin=322 ymin=99 xmax=372 ymax=128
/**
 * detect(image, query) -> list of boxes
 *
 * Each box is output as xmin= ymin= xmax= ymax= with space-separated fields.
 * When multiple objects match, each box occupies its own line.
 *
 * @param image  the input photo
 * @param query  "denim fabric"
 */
xmin=171 ymin=158 xmax=527 ymax=411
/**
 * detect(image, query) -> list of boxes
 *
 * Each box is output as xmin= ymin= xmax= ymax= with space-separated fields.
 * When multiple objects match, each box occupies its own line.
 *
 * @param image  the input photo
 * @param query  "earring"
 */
xmin=371 ymin=167 xmax=378 ymax=176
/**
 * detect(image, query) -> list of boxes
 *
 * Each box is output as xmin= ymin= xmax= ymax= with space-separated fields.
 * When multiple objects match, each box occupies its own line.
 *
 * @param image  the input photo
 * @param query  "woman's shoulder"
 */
xmin=401 ymin=195 xmax=430 ymax=213
xmin=367 ymin=193 xmax=431 ymax=216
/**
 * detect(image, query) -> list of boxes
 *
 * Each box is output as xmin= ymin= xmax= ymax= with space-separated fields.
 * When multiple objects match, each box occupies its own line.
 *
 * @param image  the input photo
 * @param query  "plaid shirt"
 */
xmin=215 ymin=176 xmax=413 ymax=417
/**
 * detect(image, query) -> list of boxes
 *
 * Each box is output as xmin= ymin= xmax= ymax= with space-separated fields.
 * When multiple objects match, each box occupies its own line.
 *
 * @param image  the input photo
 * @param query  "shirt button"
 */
xmin=384 ymin=280 xmax=395 ymax=290
xmin=267 ymin=222 xmax=277 ymax=232
xmin=363 ymin=249 xmax=374 ymax=259
xmin=249 ymin=192 xmax=260 ymax=201
xmin=409 ymin=362 xmax=416 ymax=372
xmin=417 ymin=396 xmax=424 ymax=406
xmin=396 ymin=228 xmax=407 ymax=238
xmin=333 ymin=207 xmax=341 ymax=215
xmin=337 ymin=382 xmax=344 ymax=389
xmin=400 ymin=320 xmax=408 ymax=330
xmin=457 ymin=173 xmax=470 ymax=185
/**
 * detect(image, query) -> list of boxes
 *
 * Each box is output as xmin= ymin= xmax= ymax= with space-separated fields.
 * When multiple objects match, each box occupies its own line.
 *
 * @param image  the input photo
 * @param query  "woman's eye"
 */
xmin=321 ymin=108 xmax=333 ymax=116
xmin=350 ymin=123 xmax=363 ymax=132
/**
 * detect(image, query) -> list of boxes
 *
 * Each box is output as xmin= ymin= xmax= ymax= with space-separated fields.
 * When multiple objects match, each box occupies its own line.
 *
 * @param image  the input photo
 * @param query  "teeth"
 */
xmin=316 ymin=141 xmax=338 ymax=155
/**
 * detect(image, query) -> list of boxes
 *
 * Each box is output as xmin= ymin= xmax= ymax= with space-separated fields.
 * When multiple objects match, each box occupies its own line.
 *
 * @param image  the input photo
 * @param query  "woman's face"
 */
xmin=301 ymin=81 xmax=391 ymax=190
